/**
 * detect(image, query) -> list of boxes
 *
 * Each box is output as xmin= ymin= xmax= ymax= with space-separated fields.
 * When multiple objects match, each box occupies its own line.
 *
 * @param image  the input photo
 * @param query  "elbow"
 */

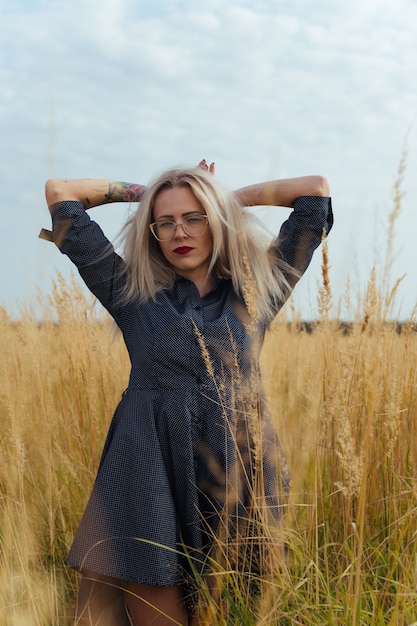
xmin=312 ymin=175 xmax=330 ymax=197
xmin=45 ymin=179 xmax=67 ymax=210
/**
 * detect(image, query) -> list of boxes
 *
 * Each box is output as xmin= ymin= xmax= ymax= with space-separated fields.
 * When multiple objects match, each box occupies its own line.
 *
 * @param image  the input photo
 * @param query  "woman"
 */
xmin=42 ymin=160 xmax=332 ymax=625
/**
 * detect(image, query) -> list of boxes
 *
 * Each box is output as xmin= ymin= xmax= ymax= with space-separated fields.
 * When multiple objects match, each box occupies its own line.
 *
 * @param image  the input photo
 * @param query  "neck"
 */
xmin=177 ymin=272 xmax=214 ymax=297
xmin=194 ymin=275 xmax=215 ymax=297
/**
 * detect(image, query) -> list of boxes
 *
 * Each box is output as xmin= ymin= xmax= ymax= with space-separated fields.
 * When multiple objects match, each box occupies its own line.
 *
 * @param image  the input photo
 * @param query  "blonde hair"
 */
xmin=119 ymin=167 xmax=294 ymax=321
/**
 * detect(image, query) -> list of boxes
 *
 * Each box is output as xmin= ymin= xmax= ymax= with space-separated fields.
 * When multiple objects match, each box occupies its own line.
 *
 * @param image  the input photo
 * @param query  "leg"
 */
xmin=75 ymin=571 xmax=131 ymax=625
xmin=124 ymin=583 xmax=188 ymax=626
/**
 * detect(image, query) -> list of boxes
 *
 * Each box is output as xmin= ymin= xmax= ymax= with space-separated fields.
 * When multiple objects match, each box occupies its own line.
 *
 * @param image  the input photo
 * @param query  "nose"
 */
xmin=173 ymin=222 xmax=187 ymax=238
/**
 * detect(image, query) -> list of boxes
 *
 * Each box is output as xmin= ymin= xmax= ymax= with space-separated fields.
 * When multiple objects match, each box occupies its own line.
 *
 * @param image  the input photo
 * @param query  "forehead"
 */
xmin=153 ymin=185 xmax=203 ymax=218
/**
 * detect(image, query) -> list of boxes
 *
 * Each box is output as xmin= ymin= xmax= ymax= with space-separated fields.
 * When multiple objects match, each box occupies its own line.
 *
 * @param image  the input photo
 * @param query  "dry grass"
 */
xmin=260 ymin=317 xmax=417 ymax=624
xmin=0 ymin=273 xmax=129 ymax=625
xmin=2 ymin=275 xmax=417 ymax=624
xmin=2 ymin=163 xmax=417 ymax=624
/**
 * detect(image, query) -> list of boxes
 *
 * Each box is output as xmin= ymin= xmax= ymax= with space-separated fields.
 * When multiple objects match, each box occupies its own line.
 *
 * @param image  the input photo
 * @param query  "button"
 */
xmin=194 ymin=305 xmax=201 ymax=311
xmin=196 ymin=376 xmax=202 ymax=384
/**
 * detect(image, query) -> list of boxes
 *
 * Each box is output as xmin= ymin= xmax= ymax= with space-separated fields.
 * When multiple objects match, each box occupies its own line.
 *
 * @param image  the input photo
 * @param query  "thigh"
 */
xmin=124 ymin=582 xmax=188 ymax=626
xmin=75 ymin=571 xmax=131 ymax=626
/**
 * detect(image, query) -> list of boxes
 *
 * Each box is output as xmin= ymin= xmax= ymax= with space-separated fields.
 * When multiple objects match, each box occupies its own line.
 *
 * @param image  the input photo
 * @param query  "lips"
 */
xmin=173 ymin=247 xmax=194 ymax=255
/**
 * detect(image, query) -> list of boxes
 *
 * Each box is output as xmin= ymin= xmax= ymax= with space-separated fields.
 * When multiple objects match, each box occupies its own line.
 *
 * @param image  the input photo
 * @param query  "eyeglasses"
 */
xmin=149 ymin=214 xmax=209 ymax=241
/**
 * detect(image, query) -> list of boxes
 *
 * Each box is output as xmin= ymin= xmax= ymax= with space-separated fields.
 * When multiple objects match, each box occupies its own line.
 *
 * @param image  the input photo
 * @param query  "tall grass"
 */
xmin=2 ymin=164 xmax=417 ymax=624
xmin=0 ymin=274 xmax=129 ymax=625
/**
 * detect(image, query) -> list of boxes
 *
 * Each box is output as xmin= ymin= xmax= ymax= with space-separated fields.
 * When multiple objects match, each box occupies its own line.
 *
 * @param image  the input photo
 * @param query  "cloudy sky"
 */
xmin=2 ymin=0 xmax=416 ymax=319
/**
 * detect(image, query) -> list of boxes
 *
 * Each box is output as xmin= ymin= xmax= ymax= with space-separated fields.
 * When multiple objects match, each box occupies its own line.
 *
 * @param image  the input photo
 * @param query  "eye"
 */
xmin=157 ymin=220 xmax=175 ymax=228
xmin=186 ymin=215 xmax=205 ymax=223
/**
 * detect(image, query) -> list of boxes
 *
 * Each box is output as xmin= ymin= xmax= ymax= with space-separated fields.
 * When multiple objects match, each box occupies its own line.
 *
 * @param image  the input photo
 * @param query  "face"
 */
xmin=152 ymin=185 xmax=214 ymax=288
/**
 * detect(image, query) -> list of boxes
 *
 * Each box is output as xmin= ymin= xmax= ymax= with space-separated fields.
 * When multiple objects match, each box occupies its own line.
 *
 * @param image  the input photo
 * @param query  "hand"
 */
xmin=197 ymin=159 xmax=215 ymax=175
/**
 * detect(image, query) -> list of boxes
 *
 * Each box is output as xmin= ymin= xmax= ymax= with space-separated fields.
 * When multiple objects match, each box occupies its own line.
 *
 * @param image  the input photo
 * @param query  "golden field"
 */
xmin=1 ymin=165 xmax=417 ymax=625
xmin=2 ymin=269 xmax=417 ymax=625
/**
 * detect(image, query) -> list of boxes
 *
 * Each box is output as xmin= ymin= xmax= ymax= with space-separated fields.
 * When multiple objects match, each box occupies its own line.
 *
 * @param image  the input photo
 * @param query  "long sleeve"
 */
xmin=272 ymin=194 xmax=333 ymax=295
xmin=50 ymin=200 xmax=126 ymax=324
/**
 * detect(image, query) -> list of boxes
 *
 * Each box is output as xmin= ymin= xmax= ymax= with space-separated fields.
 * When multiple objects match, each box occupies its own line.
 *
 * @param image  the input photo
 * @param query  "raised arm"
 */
xmin=44 ymin=158 xmax=214 ymax=210
xmin=45 ymin=178 xmax=146 ymax=211
xmin=233 ymin=175 xmax=330 ymax=208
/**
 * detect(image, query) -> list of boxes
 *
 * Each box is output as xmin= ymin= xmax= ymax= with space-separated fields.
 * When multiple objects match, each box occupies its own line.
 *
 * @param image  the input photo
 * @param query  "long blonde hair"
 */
xmin=119 ymin=167 xmax=293 ymax=320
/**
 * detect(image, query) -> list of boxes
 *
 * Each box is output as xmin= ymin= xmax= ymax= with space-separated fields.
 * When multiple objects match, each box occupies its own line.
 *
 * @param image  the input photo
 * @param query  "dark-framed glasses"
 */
xmin=149 ymin=214 xmax=209 ymax=241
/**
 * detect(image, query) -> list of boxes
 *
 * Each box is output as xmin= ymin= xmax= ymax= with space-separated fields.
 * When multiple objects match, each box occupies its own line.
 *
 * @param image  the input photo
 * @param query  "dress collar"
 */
xmin=171 ymin=275 xmax=224 ymax=303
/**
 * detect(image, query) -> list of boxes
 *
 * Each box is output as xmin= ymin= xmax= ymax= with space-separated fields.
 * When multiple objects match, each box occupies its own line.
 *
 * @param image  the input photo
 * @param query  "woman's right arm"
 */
xmin=42 ymin=180 xmax=138 ymax=321
xmin=45 ymin=178 xmax=146 ymax=210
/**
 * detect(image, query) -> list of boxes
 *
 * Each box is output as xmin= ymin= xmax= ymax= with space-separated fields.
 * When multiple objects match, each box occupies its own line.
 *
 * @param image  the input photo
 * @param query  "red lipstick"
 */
xmin=174 ymin=247 xmax=193 ymax=255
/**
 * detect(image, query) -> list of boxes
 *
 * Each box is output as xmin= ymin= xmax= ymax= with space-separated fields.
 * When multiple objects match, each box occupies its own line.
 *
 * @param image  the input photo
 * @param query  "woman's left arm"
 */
xmin=233 ymin=175 xmax=330 ymax=208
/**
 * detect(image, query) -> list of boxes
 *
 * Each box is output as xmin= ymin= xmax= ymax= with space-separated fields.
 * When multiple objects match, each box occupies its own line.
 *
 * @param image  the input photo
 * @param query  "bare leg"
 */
xmin=124 ymin=583 xmax=188 ymax=626
xmin=75 ymin=571 xmax=131 ymax=625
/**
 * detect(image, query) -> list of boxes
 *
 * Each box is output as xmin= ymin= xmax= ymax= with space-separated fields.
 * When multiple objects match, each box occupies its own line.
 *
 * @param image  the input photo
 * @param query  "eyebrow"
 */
xmin=154 ymin=210 xmax=206 ymax=220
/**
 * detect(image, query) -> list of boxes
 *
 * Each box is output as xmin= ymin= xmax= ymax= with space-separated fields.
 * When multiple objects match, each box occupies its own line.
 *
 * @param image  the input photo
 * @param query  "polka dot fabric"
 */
xmin=50 ymin=195 xmax=333 ymax=585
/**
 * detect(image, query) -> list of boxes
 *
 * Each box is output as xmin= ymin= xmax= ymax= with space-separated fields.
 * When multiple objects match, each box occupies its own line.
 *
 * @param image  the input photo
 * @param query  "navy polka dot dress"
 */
xmin=50 ymin=196 xmax=333 ymax=586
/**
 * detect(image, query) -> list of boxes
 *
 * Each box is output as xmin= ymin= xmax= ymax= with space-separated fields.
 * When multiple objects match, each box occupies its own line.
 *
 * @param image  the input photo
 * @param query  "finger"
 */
xmin=209 ymin=162 xmax=215 ymax=175
xmin=197 ymin=159 xmax=208 ymax=170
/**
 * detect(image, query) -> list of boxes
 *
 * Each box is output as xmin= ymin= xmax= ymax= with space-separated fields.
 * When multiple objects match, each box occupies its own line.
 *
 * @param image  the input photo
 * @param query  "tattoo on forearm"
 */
xmin=105 ymin=182 xmax=146 ymax=203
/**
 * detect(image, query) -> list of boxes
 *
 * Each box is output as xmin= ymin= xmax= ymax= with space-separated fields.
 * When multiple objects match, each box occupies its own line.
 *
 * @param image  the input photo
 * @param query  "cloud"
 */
xmin=1 ymin=0 xmax=417 ymax=317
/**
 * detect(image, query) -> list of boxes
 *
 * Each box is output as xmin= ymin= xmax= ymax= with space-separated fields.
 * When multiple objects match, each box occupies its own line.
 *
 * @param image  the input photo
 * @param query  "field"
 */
xmin=1 ymin=170 xmax=417 ymax=625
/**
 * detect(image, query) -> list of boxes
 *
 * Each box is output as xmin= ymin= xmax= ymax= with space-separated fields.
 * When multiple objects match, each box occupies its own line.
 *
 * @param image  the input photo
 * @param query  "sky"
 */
xmin=1 ymin=0 xmax=417 ymax=320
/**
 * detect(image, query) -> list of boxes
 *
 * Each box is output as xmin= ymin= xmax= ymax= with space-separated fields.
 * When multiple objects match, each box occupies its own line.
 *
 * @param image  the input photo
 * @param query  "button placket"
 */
xmin=189 ymin=295 xmax=206 ymax=386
